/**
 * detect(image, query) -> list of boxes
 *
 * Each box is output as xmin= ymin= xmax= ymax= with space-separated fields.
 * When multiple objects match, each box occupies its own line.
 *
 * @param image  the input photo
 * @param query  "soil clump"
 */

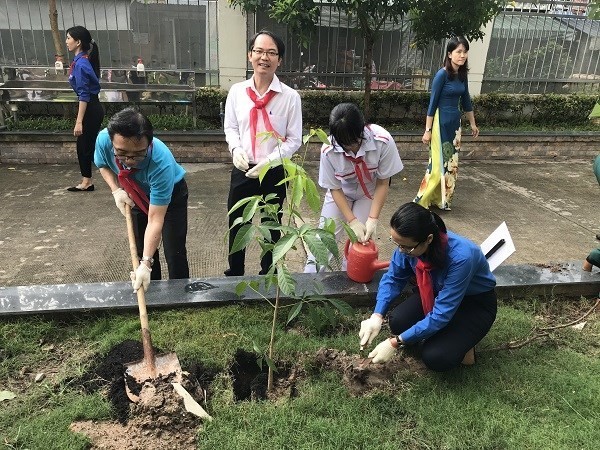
xmin=72 ymin=340 xmax=215 ymax=449
xmin=314 ymin=347 xmax=427 ymax=396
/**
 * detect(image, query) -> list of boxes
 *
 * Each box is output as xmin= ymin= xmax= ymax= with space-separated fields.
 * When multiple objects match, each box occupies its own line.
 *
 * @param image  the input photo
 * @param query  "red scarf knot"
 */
xmin=344 ymin=154 xmax=373 ymax=199
xmin=415 ymin=232 xmax=448 ymax=315
xmin=246 ymin=87 xmax=282 ymax=161
xmin=116 ymin=158 xmax=150 ymax=215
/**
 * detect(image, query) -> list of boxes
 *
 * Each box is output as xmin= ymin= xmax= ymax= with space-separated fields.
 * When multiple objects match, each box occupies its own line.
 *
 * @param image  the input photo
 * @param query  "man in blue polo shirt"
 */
xmin=94 ymin=107 xmax=189 ymax=292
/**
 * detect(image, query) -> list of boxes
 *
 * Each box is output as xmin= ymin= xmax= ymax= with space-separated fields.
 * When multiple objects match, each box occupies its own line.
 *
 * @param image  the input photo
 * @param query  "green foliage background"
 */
xmin=6 ymin=90 xmax=598 ymax=132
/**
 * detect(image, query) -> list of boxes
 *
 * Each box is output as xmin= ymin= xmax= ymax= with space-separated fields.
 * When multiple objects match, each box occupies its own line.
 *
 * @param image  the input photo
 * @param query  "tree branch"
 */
xmin=483 ymin=298 xmax=599 ymax=352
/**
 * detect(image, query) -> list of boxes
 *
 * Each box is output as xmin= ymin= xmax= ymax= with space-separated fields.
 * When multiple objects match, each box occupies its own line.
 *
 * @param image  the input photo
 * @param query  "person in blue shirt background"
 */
xmin=66 ymin=25 xmax=104 ymax=192
xmin=414 ymin=36 xmax=479 ymax=211
xmin=359 ymin=202 xmax=497 ymax=371
xmin=94 ymin=107 xmax=189 ymax=293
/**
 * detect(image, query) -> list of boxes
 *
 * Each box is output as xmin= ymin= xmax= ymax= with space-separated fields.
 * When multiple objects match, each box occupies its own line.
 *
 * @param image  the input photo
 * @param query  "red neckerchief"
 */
xmin=415 ymin=232 xmax=448 ymax=315
xmin=115 ymin=152 xmax=150 ymax=215
xmin=68 ymin=53 xmax=88 ymax=76
xmin=246 ymin=87 xmax=280 ymax=160
xmin=344 ymin=154 xmax=373 ymax=199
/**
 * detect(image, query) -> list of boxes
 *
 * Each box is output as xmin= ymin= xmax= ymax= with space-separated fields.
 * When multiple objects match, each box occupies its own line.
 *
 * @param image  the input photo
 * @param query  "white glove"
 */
xmin=348 ymin=218 xmax=367 ymax=243
xmin=368 ymin=338 xmax=396 ymax=364
xmin=359 ymin=313 xmax=383 ymax=347
xmin=364 ymin=217 xmax=378 ymax=242
xmin=112 ymin=188 xmax=135 ymax=217
xmin=130 ymin=263 xmax=152 ymax=293
xmin=232 ymin=148 xmax=249 ymax=171
xmin=245 ymin=159 xmax=269 ymax=179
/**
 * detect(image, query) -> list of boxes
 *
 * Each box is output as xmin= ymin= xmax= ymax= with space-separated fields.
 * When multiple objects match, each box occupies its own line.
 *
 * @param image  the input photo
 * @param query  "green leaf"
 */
xmin=0 ymin=390 xmax=16 ymax=401
xmin=342 ymin=221 xmax=358 ymax=243
xmin=322 ymin=217 xmax=337 ymax=234
xmin=228 ymin=196 xmax=254 ymax=215
xmin=304 ymin=177 xmax=322 ymax=212
xmin=241 ymin=197 xmax=260 ymax=223
xmin=315 ymin=128 xmax=330 ymax=144
xmin=315 ymin=229 xmax=339 ymax=257
xmin=257 ymin=225 xmax=272 ymax=242
xmin=263 ymin=192 xmax=279 ymax=203
xmin=286 ymin=302 xmax=304 ymax=324
xmin=324 ymin=305 xmax=337 ymax=328
xmin=235 ymin=281 xmax=248 ymax=296
xmin=230 ymin=224 xmax=254 ymax=254
xmin=277 ymin=264 xmax=296 ymax=296
xmin=304 ymin=233 xmax=332 ymax=268
xmin=302 ymin=132 xmax=313 ymax=145
xmin=264 ymin=355 xmax=278 ymax=373
xmin=326 ymin=298 xmax=354 ymax=316
xmin=252 ymin=342 xmax=262 ymax=355
xmin=272 ymin=233 xmax=298 ymax=265
xmin=282 ymin=158 xmax=298 ymax=178
xmin=290 ymin=175 xmax=304 ymax=208
xmin=258 ymin=160 xmax=272 ymax=183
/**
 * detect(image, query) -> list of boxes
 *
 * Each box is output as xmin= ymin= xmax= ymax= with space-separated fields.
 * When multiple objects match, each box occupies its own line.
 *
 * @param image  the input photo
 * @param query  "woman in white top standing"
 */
xmin=305 ymin=103 xmax=404 ymax=272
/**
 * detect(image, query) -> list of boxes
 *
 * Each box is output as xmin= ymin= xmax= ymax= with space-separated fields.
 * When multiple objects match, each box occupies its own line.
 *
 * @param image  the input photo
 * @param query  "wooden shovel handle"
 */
xmin=125 ymin=204 xmax=156 ymax=375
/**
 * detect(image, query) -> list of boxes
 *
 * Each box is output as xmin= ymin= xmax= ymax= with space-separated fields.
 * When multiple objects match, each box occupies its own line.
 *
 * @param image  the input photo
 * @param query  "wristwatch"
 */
xmin=425 ymin=128 xmax=432 ymax=133
xmin=141 ymin=256 xmax=154 ymax=267
xmin=395 ymin=335 xmax=405 ymax=349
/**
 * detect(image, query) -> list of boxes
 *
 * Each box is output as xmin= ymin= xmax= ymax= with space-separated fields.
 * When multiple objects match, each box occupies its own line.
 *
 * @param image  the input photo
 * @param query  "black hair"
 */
xmin=107 ymin=107 xmax=154 ymax=143
xmin=66 ymin=25 xmax=100 ymax=78
xmin=443 ymin=36 xmax=469 ymax=82
xmin=390 ymin=202 xmax=448 ymax=267
xmin=329 ymin=103 xmax=366 ymax=148
xmin=248 ymin=30 xmax=285 ymax=60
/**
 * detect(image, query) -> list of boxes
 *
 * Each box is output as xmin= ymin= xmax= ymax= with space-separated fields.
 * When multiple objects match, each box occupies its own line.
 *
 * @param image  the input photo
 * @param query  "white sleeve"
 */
xmin=224 ymin=85 xmax=241 ymax=153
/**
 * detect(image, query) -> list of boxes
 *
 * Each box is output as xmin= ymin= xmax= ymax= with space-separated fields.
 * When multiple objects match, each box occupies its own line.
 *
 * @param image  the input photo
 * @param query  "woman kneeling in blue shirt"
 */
xmin=359 ymin=202 xmax=497 ymax=371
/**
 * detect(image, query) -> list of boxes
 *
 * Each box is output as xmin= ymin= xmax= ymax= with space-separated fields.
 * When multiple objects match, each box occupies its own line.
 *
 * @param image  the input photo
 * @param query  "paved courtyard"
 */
xmin=0 ymin=158 xmax=599 ymax=288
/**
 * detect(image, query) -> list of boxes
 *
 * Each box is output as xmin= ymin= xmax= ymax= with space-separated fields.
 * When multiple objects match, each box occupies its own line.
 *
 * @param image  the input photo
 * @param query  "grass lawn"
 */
xmin=1 ymin=296 xmax=599 ymax=450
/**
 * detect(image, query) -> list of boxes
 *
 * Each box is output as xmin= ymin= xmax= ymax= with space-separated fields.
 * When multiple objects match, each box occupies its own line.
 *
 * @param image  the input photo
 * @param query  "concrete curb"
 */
xmin=1 ymin=262 xmax=598 ymax=317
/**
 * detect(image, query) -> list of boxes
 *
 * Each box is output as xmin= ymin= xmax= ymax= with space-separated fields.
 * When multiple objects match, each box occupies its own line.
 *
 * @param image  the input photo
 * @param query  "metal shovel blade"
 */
xmin=124 ymin=351 xmax=183 ymax=402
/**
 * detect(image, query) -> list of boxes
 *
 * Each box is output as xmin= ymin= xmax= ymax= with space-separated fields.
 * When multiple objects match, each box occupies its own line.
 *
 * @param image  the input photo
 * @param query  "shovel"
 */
xmin=123 ymin=204 xmax=182 ymax=402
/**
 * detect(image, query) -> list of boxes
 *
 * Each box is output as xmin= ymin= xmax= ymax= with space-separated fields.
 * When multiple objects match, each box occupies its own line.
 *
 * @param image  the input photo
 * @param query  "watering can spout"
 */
xmin=344 ymin=239 xmax=390 ymax=283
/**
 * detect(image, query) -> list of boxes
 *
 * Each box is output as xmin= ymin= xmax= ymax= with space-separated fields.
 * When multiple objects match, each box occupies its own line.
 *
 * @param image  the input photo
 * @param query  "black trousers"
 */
xmin=76 ymin=97 xmax=104 ymax=178
xmin=226 ymin=165 xmax=286 ymax=276
xmin=388 ymin=289 xmax=497 ymax=372
xmin=131 ymin=179 xmax=189 ymax=280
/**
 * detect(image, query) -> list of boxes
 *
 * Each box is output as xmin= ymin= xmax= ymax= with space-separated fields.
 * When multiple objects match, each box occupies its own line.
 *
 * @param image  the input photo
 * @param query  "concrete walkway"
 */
xmin=0 ymin=159 xmax=599 ymax=289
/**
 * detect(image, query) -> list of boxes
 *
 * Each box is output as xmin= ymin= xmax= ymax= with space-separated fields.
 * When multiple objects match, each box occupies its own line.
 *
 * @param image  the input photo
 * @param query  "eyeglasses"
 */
xmin=252 ymin=49 xmax=279 ymax=58
xmin=113 ymin=146 xmax=149 ymax=162
xmin=389 ymin=236 xmax=422 ymax=254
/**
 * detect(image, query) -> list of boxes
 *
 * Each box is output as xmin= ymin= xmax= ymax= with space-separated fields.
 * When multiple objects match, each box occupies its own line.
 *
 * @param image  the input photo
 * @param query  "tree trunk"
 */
xmin=48 ymin=0 xmax=64 ymax=61
xmin=267 ymin=287 xmax=280 ymax=392
xmin=363 ymin=36 xmax=375 ymax=121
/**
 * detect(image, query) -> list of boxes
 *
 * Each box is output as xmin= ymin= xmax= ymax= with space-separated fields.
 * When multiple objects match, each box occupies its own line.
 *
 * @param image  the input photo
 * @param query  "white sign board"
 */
xmin=480 ymin=222 xmax=516 ymax=272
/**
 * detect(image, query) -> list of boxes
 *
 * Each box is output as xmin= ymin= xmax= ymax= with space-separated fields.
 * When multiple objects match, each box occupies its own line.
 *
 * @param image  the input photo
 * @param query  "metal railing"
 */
xmin=252 ymin=5 xmax=445 ymax=92
xmin=483 ymin=2 xmax=599 ymax=93
xmin=252 ymin=1 xmax=599 ymax=94
xmin=0 ymin=0 xmax=219 ymax=87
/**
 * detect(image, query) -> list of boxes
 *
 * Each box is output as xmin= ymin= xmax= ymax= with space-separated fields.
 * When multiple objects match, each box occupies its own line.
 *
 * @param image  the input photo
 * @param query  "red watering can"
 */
xmin=344 ymin=239 xmax=390 ymax=283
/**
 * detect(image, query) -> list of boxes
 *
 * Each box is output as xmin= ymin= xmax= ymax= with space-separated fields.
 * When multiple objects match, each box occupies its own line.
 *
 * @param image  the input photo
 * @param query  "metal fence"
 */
xmin=253 ymin=1 xmax=599 ymax=94
xmin=1 ymin=1 xmax=598 ymax=94
xmin=253 ymin=5 xmax=446 ymax=92
xmin=483 ymin=4 xmax=600 ymax=94
xmin=0 ymin=0 xmax=219 ymax=86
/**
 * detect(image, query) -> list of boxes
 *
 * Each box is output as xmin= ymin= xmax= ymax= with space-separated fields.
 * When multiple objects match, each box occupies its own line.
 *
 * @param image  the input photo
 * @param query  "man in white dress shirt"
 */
xmin=223 ymin=30 xmax=302 ymax=276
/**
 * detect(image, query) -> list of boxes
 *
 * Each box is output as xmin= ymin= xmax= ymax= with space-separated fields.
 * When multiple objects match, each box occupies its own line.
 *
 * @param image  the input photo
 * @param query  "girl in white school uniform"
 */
xmin=304 ymin=103 xmax=404 ymax=272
